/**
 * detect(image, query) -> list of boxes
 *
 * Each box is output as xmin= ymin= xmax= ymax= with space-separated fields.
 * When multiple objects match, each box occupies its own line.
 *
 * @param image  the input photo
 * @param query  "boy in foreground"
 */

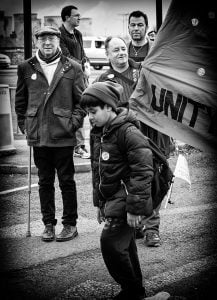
xmin=81 ymin=81 xmax=154 ymax=300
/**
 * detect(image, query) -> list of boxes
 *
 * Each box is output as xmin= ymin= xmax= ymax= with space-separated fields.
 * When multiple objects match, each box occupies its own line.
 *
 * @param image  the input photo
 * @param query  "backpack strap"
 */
xmin=146 ymin=137 xmax=169 ymax=167
xmin=116 ymin=122 xmax=135 ymax=153
xmin=116 ymin=122 xmax=174 ymax=209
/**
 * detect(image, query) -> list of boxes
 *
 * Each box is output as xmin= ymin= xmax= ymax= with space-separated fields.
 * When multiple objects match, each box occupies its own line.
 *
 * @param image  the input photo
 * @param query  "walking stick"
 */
xmin=26 ymin=146 xmax=32 ymax=237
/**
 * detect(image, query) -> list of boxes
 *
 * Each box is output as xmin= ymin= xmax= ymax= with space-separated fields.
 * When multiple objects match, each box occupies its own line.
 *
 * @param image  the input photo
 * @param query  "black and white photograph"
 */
xmin=0 ymin=0 xmax=216 ymax=299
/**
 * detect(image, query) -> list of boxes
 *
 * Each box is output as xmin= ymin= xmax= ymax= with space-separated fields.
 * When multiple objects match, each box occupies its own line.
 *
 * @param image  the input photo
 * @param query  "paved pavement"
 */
xmin=1 ymin=137 xmax=216 ymax=299
xmin=0 ymin=131 xmax=97 ymax=268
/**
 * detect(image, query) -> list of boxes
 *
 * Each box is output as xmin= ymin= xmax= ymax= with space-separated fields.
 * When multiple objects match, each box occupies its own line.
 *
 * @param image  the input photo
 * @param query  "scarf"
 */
xmin=38 ymin=47 xmax=62 ymax=64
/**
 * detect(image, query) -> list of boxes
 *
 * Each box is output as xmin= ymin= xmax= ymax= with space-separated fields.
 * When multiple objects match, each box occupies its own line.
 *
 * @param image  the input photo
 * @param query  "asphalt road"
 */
xmin=0 ymin=151 xmax=217 ymax=300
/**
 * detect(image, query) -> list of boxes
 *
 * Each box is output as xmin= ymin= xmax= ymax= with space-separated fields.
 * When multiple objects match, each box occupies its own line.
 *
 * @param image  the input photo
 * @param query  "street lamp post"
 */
xmin=156 ymin=0 xmax=163 ymax=31
xmin=23 ymin=0 xmax=32 ymax=59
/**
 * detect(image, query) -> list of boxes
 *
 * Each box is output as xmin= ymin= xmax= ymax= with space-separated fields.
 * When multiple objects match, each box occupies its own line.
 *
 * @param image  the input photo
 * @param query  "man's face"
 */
xmin=67 ymin=8 xmax=81 ymax=27
xmin=128 ymin=16 xmax=148 ymax=41
xmin=36 ymin=35 xmax=59 ymax=57
xmin=106 ymin=38 xmax=128 ymax=68
xmin=87 ymin=105 xmax=112 ymax=128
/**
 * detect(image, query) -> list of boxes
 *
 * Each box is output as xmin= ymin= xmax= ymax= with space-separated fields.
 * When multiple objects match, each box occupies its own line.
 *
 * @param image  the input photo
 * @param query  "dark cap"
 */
xmin=35 ymin=26 xmax=61 ymax=38
xmin=82 ymin=81 xmax=123 ymax=110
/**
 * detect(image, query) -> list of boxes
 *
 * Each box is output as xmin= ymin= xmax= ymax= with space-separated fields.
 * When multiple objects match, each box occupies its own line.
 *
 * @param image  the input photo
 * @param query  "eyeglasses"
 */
xmin=70 ymin=14 xmax=81 ymax=18
xmin=37 ymin=36 xmax=58 ymax=42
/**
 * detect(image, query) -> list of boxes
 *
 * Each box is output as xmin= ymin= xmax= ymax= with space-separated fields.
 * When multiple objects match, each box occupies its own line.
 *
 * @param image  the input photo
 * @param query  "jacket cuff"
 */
xmin=126 ymin=193 xmax=153 ymax=217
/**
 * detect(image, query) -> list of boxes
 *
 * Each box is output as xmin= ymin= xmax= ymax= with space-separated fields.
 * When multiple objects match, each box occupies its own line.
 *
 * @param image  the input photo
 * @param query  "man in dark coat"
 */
xmin=59 ymin=5 xmax=90 ymax=159
xmin=15 ymin=26 xmax=86 ymax=242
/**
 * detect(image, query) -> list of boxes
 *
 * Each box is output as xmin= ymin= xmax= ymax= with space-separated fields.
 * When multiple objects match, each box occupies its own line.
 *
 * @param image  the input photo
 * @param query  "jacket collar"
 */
xmin=28 ymin=55 xmax=74 ymax=74
xmin=59 ymin=24 xmax=80 ymax=37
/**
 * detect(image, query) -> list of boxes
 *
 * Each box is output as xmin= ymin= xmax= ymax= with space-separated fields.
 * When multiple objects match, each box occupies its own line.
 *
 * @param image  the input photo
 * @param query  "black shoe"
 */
xmin=145 ymin=232 xmax=161 ymax=247
xmin=41 ymin=224 xmax=55 ymax=242
xmin=114 ymin=287 xmax=146 ymax=300
xmin=56 ymin=225 xmax=78 ymax=242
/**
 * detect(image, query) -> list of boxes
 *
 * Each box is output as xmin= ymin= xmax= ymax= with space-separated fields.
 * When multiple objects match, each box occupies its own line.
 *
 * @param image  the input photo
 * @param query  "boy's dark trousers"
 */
xmin=33 ymin=146 xmax=78 ymax=226
xmin=100 ymin=218 xmax=146 ymax=298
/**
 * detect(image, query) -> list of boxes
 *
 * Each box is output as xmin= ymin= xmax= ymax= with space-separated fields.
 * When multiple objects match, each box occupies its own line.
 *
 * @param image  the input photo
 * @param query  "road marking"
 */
xmin=0 ymin=183 xmax=38 ymax=195
xmin=161 ymin=202 xmax=217 ymax=215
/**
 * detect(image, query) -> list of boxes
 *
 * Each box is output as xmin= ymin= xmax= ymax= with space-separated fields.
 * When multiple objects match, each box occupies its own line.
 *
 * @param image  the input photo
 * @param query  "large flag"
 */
xmin=130 ymin=0 xmax=217 ymax=153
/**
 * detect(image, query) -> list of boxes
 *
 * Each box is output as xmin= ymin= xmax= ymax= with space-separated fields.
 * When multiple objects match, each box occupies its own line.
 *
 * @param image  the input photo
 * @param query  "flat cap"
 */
xmin=35 ymin=26 xmax=61 ymax=38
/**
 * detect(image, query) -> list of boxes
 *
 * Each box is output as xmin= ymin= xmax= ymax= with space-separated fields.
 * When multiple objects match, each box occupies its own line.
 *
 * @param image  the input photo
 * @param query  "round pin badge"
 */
xmin=197 ymin=68 xmax=205 ymax=76
xmin=31 ymin=73 xmax=37 ymax=80
xmin=102 ymin=151 xmax=110 ymax=161
xmin=191 ymin=18 xmax=199 ymax=26
xmin=107 ymin=74 xmax=115 ymax=79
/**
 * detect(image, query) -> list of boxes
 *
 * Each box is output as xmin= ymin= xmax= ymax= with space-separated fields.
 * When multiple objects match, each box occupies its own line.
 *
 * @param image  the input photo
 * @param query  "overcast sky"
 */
xmin=1 ymin=0 xmax=172 ymax=36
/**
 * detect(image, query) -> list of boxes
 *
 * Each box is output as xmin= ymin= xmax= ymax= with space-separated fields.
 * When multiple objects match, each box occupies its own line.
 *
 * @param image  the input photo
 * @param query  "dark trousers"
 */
xmin=33 ymin=146 xmax=77 ymax=226
xmin=100 ymin=218 xmax=145 ymax=296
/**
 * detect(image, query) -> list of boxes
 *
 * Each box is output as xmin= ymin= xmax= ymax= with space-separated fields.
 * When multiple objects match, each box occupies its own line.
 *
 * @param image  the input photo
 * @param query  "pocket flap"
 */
xmin=53 ymin=107 xmax=72 ymax=118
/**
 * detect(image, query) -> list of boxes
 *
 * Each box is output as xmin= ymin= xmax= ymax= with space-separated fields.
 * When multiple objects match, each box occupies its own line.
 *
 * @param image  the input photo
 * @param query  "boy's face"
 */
xmin=86 ymin=105 xmax=112 ymax=127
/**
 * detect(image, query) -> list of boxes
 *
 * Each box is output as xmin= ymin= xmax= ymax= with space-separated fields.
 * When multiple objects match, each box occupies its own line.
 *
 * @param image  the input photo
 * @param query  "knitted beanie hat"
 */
xmin=82 ymin=81 xmax=123 ymax=110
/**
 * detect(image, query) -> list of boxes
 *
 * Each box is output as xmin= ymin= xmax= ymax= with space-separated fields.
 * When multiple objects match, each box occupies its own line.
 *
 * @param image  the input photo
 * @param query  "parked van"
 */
xmin=83 ymin=36 xmax=109 ymax=70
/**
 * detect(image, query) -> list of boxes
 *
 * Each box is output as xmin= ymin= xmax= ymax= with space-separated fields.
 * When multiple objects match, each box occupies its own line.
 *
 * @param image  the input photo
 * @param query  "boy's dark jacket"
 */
xmin=90 ymin=107 xmax=154 ymax=218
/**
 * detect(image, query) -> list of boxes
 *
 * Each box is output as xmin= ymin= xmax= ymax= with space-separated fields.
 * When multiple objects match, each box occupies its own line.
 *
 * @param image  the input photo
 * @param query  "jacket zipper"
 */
xmin=99 ymin=135 xmax=105 ymax=198
xmin=121 ymin=180 xmax=128 ymax=195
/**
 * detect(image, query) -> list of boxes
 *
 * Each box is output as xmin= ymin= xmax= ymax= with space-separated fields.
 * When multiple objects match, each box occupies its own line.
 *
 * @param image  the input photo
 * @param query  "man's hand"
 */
xmin=97 ymin=207 xmax=105 ymax=224
xmin=127 ymin=212 xmax=141 ymax=228
xmin=83 ymin=61 xmax=91 ymax=78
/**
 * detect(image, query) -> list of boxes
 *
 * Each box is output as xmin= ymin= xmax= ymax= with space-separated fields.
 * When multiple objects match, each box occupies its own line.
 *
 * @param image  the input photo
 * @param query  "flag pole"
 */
xmin=164 ymin=181 xmax=174 ymax=209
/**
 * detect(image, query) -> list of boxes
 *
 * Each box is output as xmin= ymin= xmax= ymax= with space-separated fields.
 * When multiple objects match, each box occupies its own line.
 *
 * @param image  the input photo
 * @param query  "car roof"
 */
xmin=83 ymin=36 xmax=106 ymax=41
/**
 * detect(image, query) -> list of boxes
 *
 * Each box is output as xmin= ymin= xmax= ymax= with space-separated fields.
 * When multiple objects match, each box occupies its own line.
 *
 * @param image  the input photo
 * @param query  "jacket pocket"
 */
xmin=52 ymin=107 xmax=75 ymax=139
xmin=25 ymin=106 xmax=38 ymax=140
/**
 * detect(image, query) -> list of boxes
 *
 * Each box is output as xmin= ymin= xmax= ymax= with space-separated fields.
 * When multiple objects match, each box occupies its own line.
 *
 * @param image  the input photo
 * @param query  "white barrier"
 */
xmin=0 ymin=84 xmax=16 ymax=153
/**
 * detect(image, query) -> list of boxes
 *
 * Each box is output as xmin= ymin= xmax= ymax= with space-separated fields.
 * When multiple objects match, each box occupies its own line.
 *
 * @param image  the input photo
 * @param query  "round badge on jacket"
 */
xmin=102 ymin=151 xmax=110 ymax=161
xmin=107 ymin=74 xmax=115 ymax=79
xmin=31 ymin=73 xmax=37 ymax=80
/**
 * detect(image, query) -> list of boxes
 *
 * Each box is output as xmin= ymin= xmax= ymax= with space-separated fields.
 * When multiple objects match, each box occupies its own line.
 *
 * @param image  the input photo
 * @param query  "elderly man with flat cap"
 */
xmin=15 ymin=26 xmax=86 ymax=242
